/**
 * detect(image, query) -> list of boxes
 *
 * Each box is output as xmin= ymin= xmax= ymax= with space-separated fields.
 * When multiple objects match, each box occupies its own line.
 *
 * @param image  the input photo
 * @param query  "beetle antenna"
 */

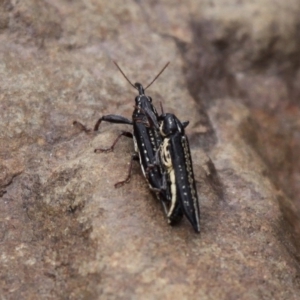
xmin=113 ymin=61 xmax=137 ymax=90
xmin=160 ymin=101 xmax=164 ymax=114
xmin=145 ymin=62 xmax=170 ymax=90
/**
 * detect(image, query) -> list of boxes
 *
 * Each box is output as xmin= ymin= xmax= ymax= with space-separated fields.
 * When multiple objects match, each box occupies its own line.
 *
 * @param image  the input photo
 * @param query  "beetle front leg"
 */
xmin=114 ymin=153 xmax=139 ymax=188
xmin=94 ymin=131 xmax=133 ymax=153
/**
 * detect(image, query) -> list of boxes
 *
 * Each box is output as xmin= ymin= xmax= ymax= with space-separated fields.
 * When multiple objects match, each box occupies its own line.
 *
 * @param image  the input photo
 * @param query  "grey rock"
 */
xmin=1 ymin=0 xmax=300 ymax=299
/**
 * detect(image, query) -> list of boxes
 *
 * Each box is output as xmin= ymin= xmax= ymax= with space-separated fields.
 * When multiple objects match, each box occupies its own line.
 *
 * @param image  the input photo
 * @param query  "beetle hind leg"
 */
xmin=94 ymin=115 xmax=133 ymax=131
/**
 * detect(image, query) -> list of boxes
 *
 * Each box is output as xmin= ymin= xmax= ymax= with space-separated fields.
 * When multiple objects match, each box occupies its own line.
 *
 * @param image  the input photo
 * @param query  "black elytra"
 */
xmin=144 ymin=111 xmax=201 ymax=233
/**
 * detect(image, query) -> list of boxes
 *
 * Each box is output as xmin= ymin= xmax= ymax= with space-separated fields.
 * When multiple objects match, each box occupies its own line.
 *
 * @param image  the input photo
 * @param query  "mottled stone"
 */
xmin=1 ymin=0 xmax=300 ymax=299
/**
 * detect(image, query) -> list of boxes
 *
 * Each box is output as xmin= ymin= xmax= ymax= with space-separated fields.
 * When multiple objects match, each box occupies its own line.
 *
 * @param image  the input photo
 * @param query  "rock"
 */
xmin=1 ymin=0 xmax=300 ymax=299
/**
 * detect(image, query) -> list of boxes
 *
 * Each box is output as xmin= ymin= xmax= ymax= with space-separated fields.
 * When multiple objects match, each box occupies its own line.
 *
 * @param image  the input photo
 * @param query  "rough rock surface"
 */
xmin=1 ymin=0 xmax=300 ymax=299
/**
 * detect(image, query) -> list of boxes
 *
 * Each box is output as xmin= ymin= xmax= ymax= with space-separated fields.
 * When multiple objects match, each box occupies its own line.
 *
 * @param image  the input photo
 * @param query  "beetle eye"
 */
xmin=149 ymin=97 xmax=152 ymax=103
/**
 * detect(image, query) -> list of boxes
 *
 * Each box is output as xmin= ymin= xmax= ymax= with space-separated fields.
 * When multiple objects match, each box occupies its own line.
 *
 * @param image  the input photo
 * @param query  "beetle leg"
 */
xmin=149 ymin=186 xmax=165 ymax=193
xmin=114 ymin=153 xmax=139 ymax=188
xmin=145 ymin=145 xmax=162 ymax=174
xmin=149 ymin=185 xmax=167 ymax=196
xmin=134 ymin=116 xmax=150 ymax=127
xmin=161 ymin=172 xmax=167 ymax=190
xmin=74 ymin=114 xmax=133 ymax=133
xmin=94 ymin=131 xmax=133 ymax=153
xmin=94 ymin=115 xmax=133 ymax=131
xmin=134 ymin=106 xmax=159 ymax=129
xmin=73 ymin=121 xmax=92 ymax=133
xmin=145 ymin=163 xmax=157 ymax=174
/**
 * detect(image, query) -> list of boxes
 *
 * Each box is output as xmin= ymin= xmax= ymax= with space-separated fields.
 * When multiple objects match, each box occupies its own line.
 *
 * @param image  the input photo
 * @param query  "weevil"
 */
xmin=73 ymin=62 xmax=182 ymax=222
xmin=144 ymin=110 xmax=201 ymax=233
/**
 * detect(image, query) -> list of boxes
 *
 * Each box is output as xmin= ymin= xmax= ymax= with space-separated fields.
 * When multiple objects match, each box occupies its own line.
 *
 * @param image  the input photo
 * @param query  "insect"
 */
xmin=73 ymin=62 xmax=179 ymax=221
xmin=144 ymin=109 xmax=201 ymax=233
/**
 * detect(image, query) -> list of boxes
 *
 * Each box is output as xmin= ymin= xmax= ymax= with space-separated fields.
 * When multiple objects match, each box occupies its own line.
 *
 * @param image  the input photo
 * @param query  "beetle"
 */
xmin=144 ymin=109 xmax=201 ymax=233
xmin=73 ymin=62 xmax=183 ymax=224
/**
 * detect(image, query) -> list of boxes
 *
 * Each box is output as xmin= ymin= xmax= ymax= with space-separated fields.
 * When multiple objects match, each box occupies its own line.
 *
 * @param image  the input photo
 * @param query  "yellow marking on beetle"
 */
xmin=160 ymin=138 xmax=177 ymax=217
xmin=159 ymin=122 xmax=166 ymax=137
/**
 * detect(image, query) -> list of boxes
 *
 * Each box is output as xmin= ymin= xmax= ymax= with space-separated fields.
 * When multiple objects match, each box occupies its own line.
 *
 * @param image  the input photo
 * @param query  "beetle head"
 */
xmin=134 ymin=82 xmax=145 ymax=96
xmin=159 ymin=113 xmax=185 ymax=136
